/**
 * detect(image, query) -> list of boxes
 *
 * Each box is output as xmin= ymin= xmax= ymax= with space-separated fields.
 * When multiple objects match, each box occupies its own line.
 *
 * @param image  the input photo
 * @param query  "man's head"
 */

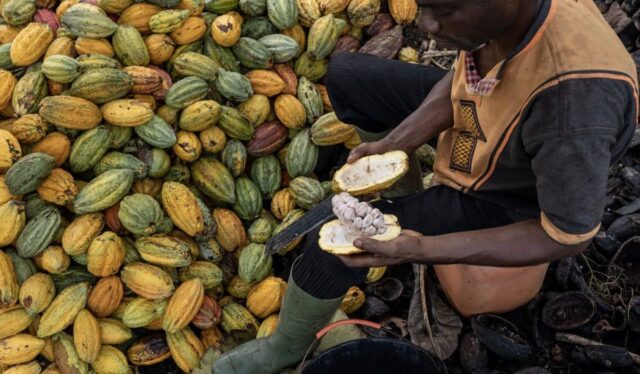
xmin=417 ymin=0 xmax=521 ymax=51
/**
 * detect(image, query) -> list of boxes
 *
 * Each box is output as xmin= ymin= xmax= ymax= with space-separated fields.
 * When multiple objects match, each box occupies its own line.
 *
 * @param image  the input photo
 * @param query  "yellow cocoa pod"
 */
xmin=117 ymin=3 xmax=162 ymax=34
xmin=347 ymin=0 xmax=380 ymax=27
xmin=343 ymin=131 xmax=362 ymax=149
xmin=87 ymin=276 xmax=124 ymax=318
xmin=310 ymin=112 xmax=356 ymax=146
xmin=10 ymin=23 xmax=54 ymax=66
xmin=226 ymin=275 xmax=255 ymax=299
xmin=162 ymin=278 xmax=204 ymax=333
xmin=366 ymin=266 xmax=386 ymax=283
xmin=0 ymin=130 xmax=21 ymax=172
xmin=388 ymin=0 xmax=417 ymax=24
xmin=211 ymin=14 xmax=240 ymax=47
xmin=317 ymin=0 xmax=349 ymax=14
xmin=38 ymin=96 xmax=103 ymax=131
xmin=213 ymin=208 xmax=247 ymax=252
xmin=126 ymin=334 xmax=171 ymax=366
xmin=0 ymin=201 xmax=25 ymax=247
xmin=19 ymin=273 xmax=55 ymax=315
xmin=245 ymin=70 xmax=285 ymax=97
xmin=0 ymin=70 xmax=16 ymax=110
xmin=282 ymin=24 xmax=306 ymax=51
xmin=99 ymin=0 xmax=134 ymax=14
xmin=101 ymin=99 xmax=154 ymax=127
xmin=156 ymin=105 xmax=179 ymax=125
xmin=37 ymin=168 xmax=78 ymax=206
xmin=145 ymin=34 xmax=175 ymax=65
xmin=45 ymin=37 xmax=76 ymax=59
xmin=161 ymin=182 xmax=205 ymax=237
xmin=52 ymin=332 xmax=88 ymax=374
xmin=32 ymin=132 xmax=71 ymax=167
xmin=173 ymin=131 xmax=202 ymax=162
xmin=33 ymin=246 xmax=70 ymax=275
xmin=237 ymin=94 xmax=270 ymax=128
xmin=62 ymin=213 xmax=104 ymax=256
xmin=199 ymin=327 xmax=224 ymax=350
xmin=73 ymin=309 xmax=102 ymax=363
xmin=91 ymin=345 xmax=131 ymax=374
xmin=120 ymin=262 xmax=174 ymax=300
xmin=273 ymin=64 xmax=298 ymax=95
xmin=42 ymin=363 xmax=62 ymax=374
xmin=256 ymin=314 xmax=279 ymax=338
xmin=0 ymin=177 xmax=18 ymax=206
xmin=55 ymin=0 xmax=79 ymax=19
xmin=37 ymin=282 xmax=90 ymax=338
xmin=340 ymin=286 xmax=365 ymax=314
xmin=170 ymin=16 xmax=206 ymax=45
xmin=176 ymin=0 xmax=205 ymax=15
xmin=297 ymin=0 xmax=321 ymax=27
xmin=10 ymin=114 xmax=47 ymax=144
xmin=0 ymin=306 xmax=34 ymax=339
xmin=131 ymin=177 xmax=163 ymax=199
xmin=270 ymin=188 xmax=295 ymax=220
xmin=87 ymin=231 xmax=125 ymax=277
xmin=246 ymin=276 xmax=287 ymax=319
xmin=199 ymin=126 xmax=226 ymax=154
xmin=110 ymin=296 xmax=133 ymax=321
xmin=0 ymin=251 xmax=19 ymax=308
xmin=0 ymin=334 xmax=45 ymax=365
xmin=274 ymin=94 xmax=306 ymax=129
xmin=98 ymin=318 xmax=132 ymax=345
xmin=74 ymin=37 xmax=114 ymax=57
xmin=179 ymin=100 xmax=221 ymax=132
xmin=131 ymin=94 xmax=157 ymax=111
xmin=166 ymin=327 xmax=204 ymax=373
xmin=315 ymin=83 xmax=333 ymax=112
xmin=4 ymin=360 xmax=42 ymax=374
xmin=398 ymin=46 xmax=419 ymax=63
xmin=0 ymin=24 xmax=19 ymax=44
xmin=122 ymin=297 xmax=166 ymax=328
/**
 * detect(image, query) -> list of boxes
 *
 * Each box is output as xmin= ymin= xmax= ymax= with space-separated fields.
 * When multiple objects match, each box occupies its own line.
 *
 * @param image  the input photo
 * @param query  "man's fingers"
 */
xmin=353 ymin=237 xmax=395 ymax=255
xmin=347 ymin=145 xmax=368 ymax=164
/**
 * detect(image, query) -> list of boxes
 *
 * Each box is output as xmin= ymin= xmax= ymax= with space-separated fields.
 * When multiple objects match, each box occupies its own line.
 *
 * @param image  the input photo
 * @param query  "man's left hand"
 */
xmin=337 ymin=230 xmax=424 ymax=268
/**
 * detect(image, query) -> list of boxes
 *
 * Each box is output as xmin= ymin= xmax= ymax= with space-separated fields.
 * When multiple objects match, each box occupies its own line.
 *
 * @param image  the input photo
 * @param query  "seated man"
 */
xmin=206 ymin=0 xmax=638 ymax=373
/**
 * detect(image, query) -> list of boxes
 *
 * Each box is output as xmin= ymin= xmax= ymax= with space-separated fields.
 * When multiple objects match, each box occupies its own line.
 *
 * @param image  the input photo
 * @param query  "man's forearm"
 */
xmin=420 ymin=219 xmax=589 ymax=267
xmin=385 ymin=69 xmax=455 ymax=152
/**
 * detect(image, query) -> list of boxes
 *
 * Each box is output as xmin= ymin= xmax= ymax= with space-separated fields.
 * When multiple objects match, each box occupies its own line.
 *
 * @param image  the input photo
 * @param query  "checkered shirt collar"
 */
xmin=464 ymin=50 xmax=500 ymax=96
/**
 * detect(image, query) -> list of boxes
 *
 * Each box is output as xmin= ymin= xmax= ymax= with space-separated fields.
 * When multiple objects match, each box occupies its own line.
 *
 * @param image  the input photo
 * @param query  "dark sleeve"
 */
xmin=521 ymin=77 xmax=637 ymax=245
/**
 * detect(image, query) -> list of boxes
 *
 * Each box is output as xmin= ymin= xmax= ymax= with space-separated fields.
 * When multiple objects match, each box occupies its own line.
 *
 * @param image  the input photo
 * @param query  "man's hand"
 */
xmin=347 ymin=138 xmax=400 ymax=164
xmin=337 ymin=230 xmax=424 ymax=268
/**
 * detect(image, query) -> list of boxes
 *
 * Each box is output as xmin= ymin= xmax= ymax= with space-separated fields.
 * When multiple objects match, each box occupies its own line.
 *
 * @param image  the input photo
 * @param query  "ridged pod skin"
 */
xmin=340 ymin=286 xmax=366 ymax=313
xmin=170 ymin=16 xmax=207 ymax=45
xmin=220 ymin=299 xmax=259 ymax=338
xmin=0 ymin=250 xmax=20 ymax=308
xmin=317 ymin=0 xmax=349 ymax=14
xmin=388 ymin=0 xmax=417 ymax=24
xmin=0 ymin=334 xmax=45 ymax=365
xmin=101 ymin=99 xmax=154 ymax=127
xmin=10 ymin=23 xmax=54 ymax=66
xmin=16 ymin=206 xmax=60 ymax=258
xmin=61 ymin=3 xmax=118 ymax=38
xmin=0 ymin=306 xmax=33 ymax=339
xmin=215 ymin=69 xmax=253 ymax=102
xmin=191 ymin=295 xmax=222 ymax=329
xmin=296 ymin=0 xmax=321 ymax=27
xmin=256 ymin=314 xmax=279 ymax=338
xmin=315 ymin=83 xmax=333 ymax=111
xmin=270 ymin=188 xmax=295 ymax=219
xmin=42 ymin=54 xmax=79 ymax=83
xmin=62 ymin=213 xmax=104 ymax=256
xmin=73 ymin=309 xmax=102 ymax=363
xmin=307 ymin=14 xmax=338 ymax=60
xmin=198 ymin=127 xmax=225 ymax=153
xmin=274 ymin=94 xmax=306 ymax=128
xmin=145 ymin=34 xmax=175 ymax=65
xmin=222 ymin=139 xmax=247 ymax=177
xmin=294 ymin=51 xmax=328 ymax=82
xmin=162 ymin=278 xmax=204 ymax=333
xmin=70 ymin=67 xmax=133 ymax=104
xmin=297 ymin=76 xmax=323 ymax=123
xmin=267 ymin=0 xmax=298 ymax=30
xmin=37 ymin=168 xmax=78 ymax=206
xmin=166 ymin=327 xmax=205 ymax=373
xmin=290 ymin=176 xmax=324 ymax=209
xmin=199 ymin=326 xmax=225 ymax=349
xmin=5 ymin=153 xmax=51 ymax=194
xmin=122 ymin=297 xmax=167 ymax=328
xmin=99 ymin=318 xmax=132 ymax=345
xmin=12 ymin=71 xmax=48 ymax=117
xmin=246 ymin=276 xmax=286 ymax=318
xmin=127 ymin=334 xmax=171 ymax=366
xmin=258 ymin=34 xmax=300 ymax=63
xmin=272 ymin=64 xmax=298 ymax=95
xmin=246 ymin=121 xmax=287 ymax=158
xmin=179 ymin=100 xmax=221 ymax=132
xmin=213 ymin=208 xmax=247 ymax=252
xmin=286 ymin=129 xmax=318 ymax=178
xmin=191 ymin=157 xmax=236 ymax=204
xmin=45 ymin=37 xmax=75 ymax=59
xmin=19 ymin=273 xmax=55 ymax=315
xmin=123 ymin=66 xmax=162 ymax=94
xmin=87 ymin=231 xmax=125 ymax=277
xmin=227 ymin=275 xmax=255 ymax=299
xmin=53 ymin=331 xmax=88 ymax=374
xmin=113 ymin=25 xmax=150 ymax=66
xmin=118 ymin=193 xmax=166 ymax=236
xmin=91 ymin=345 xmax=131 ymax=374
xmin=4 ymin=360 xmax=42 ymax=374
xmin=238 ymin=243 xmax=272 ymax=283
xmin=75 ymin=37 xmax=115 ymax=57
xmin=0 ymin=70 xmax=16 ymax=110
xmin=32 ymin=133 xmax=71 ymax=167
xmin=165 ymin=76 xmax=209 ymax=110
xmin=37 ymin=282 xmax=89 ymax=338
xmin=87 ymin=275 xmax=123 ymax=318
xmin=10 ymin=114 xmax=47 ymax=144
xmin=161 ymin=182 xmax=206 ymax=237
xmin=366 ymin=266 xmax=386 ymax=283
xmin=250 ymin=155 xmax=281 ymax=198
xmin=33 ymin=246 xmax=71 ymax=275
xmin=237 ymin=94 xmax=270 ymax=128
xmin=249 ymin=218 xmax=274 ymax=243
xmin=233 ymin=177 xmax=263 ymax=220
xmin=233 ymin=37 xmax=274 ymax=69
xmin=135 ymin=234 xmax=193 ymax=268
xmin=211 ymin=14 xmax=241 ymax=47
xmin=310 ymin=111 xmax=356 ymax=145
xmin=38 ymin=96 xmax=102 ymax=130
xmin=149 ymin=9 xmax=190 ymax=33
xmin=0 ymin=25 xmax=19 ymax=44
xmin=0 ymin=130 xmax=21 ymax=171
xmin=99 ymin=0 xmax=135 ymax=14
xmin=245 ymin=69 xmax=285 ymax=96
xmin=173 ymin=131 xmax=202 ymax=162
xmin=348 ymin=0 xmax=380 ymax=27
xmin=117 ymin=3 xmax=162 ymax=34
xmin=0 ymin=200 xmax=25 ymax=247
xmin=120 ymin=262 xmax=174 ymax=300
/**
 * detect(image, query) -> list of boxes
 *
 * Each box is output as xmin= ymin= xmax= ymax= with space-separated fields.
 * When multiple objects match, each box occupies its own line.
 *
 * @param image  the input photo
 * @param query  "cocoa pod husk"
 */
xmin=330 ymin=36 xmax=361 ymax=58
xmin=366 ymin=13 xmax=394 ymax=37
xmin=359 ymin=25 xmax=403 ymax=59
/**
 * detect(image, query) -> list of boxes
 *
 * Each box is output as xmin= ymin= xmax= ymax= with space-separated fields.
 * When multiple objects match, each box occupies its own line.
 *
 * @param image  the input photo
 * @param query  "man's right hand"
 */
xmin=347 ymin=139 xmax=399 ymax=164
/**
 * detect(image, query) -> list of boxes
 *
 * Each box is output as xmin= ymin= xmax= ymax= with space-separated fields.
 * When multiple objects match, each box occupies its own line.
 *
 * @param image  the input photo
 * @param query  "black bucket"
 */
xmin=300 ymin=338 xmax=447 ymax=374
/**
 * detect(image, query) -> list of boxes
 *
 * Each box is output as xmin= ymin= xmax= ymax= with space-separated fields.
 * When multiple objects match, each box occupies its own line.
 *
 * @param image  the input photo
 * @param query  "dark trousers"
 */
xmin=292 ymin=53 xmax=520 ymax=299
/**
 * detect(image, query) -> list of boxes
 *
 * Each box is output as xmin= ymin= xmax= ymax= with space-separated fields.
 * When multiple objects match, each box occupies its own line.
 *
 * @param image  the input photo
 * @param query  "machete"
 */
xmin=264 ymin=193 xmax=335 ymax=257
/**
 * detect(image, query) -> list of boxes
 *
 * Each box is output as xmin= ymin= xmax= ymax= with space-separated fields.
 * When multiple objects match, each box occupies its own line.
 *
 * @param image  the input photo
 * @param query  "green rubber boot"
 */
xmin=209 ymin=275 xmax=343 ymax=374
xmin=356 ymin=127 xmax=423 ymax=198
